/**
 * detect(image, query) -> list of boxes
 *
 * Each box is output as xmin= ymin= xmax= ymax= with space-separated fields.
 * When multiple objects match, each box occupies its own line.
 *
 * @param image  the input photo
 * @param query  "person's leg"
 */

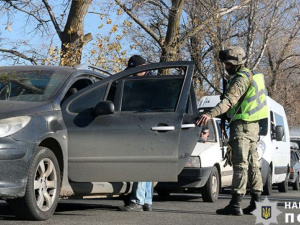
xmin=135 ymin=182 xmax=146 ymax=205
xmin=121 ymin=182 xmax=144 ymax=212
xmin=143 ymin=182 xmax=153 ymax=211
xmin=216 ymin=121 xmax=249 ymax=216
xmin=243 ymin=122 xmax=262 ymax=214
xmin=129 ymin=182 xmax=138 ymax=204
xmin=144 ymin=182 xmax=153 ymax=205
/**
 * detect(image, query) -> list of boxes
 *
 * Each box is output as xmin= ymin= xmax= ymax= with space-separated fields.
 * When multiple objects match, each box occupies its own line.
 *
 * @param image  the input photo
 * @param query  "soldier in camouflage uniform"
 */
xmin=196 ymin=46 xmax=268 ymax=216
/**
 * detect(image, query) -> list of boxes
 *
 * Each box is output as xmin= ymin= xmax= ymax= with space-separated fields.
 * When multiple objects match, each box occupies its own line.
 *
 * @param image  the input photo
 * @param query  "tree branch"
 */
xmin=42 ymin=0 xmax=63 ymax=40
xmin=253 ymin=0 xmax=279 ymax=70
xmin=4 ymin=0 xmax=49 ymax=24
xmin=178 ymin=0 xmax=251 ymax=47
xmin=115 ymin=0 xmax=162 ymax=47
xmin=0 ymin=48 xmax=38 ymax=65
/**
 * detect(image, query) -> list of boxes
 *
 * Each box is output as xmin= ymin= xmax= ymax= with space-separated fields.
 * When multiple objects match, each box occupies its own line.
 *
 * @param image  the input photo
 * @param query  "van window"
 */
xmin=259 ymin=118 xmax=268 ymax=136
xmin=274 ymin=112 xmax=286 ymax=142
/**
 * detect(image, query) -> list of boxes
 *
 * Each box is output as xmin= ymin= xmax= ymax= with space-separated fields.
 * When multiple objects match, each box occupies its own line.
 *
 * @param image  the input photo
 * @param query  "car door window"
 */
xmin=61 ymin=78 xmax=93 ymax=104
xmin=120 ymin=76 xmax=183 ymax=112
xmin=68 ymin=83 xmax=108 ymax=113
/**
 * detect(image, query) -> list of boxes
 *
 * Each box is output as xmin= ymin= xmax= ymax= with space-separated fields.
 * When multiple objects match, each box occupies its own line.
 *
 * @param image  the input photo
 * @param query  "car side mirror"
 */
xmin=92 ymin=101 xmax=114 ymax=117
xmin=274 ymin=125 xmax=284 ymax=141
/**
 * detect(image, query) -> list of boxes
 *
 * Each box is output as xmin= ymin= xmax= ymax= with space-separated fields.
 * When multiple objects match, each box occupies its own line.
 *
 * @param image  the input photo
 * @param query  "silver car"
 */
xmin=0 ymin=62 xmax=199 ymax=220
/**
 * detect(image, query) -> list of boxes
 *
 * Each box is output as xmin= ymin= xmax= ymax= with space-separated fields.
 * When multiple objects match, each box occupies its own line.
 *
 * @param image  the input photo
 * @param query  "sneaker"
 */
xmin=120 ymin=202 xmax=143 ymax=212
xmin=143 ymin=203 xmax=152 ymax=211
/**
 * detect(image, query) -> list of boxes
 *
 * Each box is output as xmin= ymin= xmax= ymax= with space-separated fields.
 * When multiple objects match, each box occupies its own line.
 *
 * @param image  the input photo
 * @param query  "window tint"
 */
xmin=68 ymin=83 xmax=108 ymax=113
xmin=121 ymin=77 xmax=183 ymax=112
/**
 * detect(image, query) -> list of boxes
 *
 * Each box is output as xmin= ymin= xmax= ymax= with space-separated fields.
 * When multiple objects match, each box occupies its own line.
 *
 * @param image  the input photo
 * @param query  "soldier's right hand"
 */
xmin=196 ymin=114 xmax=211 ymax=126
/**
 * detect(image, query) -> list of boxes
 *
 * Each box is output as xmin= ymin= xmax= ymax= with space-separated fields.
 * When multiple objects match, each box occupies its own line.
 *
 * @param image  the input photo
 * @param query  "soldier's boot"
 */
xmin=243 ymin=192 xmax=261 ymax=214
xmin=216 ymin=194 xmax=243 ymax=216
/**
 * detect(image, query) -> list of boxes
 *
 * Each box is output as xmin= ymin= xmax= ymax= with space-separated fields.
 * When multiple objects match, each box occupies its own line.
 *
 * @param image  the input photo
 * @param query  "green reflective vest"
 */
xmin=227 ymin=68 xmax=268 ymax=122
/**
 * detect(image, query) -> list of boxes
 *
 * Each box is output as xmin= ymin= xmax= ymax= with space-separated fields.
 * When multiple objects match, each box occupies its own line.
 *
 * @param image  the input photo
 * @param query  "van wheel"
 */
xmin=278 ymin=172 xmax=289 ymax=193
xmin=8 ymin=147 xmax=61 ymax=221
xmin=201 ymin=166 xmax=219 ymax=202
xmin=292 ymin=173 xmax=300 ymax=190
xmin=262 ymin=166 xmax=272 ymax=195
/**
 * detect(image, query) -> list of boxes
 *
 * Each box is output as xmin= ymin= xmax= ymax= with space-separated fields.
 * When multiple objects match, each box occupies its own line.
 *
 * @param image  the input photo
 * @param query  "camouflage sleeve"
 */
xmin=208 ymin=75 xmax=249 ymax=118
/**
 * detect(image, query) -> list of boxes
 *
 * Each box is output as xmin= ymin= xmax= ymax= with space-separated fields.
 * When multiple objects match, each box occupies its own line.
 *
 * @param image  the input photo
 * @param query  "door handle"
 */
xmin=181 ymin=124 xmax=195 ymax=129
xmin=151 ymin=126 xmax=175 ymax=131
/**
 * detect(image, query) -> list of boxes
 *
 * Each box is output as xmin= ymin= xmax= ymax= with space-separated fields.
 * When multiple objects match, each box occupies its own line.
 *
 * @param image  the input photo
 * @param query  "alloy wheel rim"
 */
xmin=212 ymin=174 xmax=218 ymax=196
xmin=34 ymin=158 xmax=58 ymax=211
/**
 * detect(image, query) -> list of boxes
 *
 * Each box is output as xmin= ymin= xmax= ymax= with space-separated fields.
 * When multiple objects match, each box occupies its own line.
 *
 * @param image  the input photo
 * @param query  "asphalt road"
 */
xmin=0 ymin=187 xmax=299 ymax=225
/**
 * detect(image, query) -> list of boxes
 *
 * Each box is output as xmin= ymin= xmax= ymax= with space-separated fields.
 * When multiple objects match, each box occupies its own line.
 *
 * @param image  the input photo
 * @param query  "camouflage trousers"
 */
xmin=229 ymin=120 xmax=263 ymax=195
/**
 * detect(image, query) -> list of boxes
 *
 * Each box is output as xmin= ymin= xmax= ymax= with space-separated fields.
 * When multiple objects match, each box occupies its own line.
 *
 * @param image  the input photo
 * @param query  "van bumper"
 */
xmin=155 ymin=167 xmax=212 ymax=191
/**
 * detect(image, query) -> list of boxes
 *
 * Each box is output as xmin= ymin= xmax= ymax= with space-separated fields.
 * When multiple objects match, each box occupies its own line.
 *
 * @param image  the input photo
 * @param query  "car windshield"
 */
xmin=0 ymin=68 xmax=71 ymax=102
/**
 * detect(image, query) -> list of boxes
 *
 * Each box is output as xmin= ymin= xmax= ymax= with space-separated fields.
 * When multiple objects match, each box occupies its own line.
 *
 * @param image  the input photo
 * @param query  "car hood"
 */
xmin=191 ymin=142 xmax=217 ymax=156
xmin=0 ymin=101 xmax=54 ymax=119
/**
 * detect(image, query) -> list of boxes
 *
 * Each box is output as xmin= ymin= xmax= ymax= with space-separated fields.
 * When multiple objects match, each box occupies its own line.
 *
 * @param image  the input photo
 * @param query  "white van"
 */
xmin=155 ymin=96 xmax=233 ymax=202
xmin=258 ymin=96 xmax=290 ymax=194
xmin=197 ymin=95 xmax=290 ymax=195
xmin=155 ymin=95 xmax=290 ymax=200
xmin=198 ymin=96 xmax=290 ymax=195
xmin=197 ymin=95 xmax=291 ymax=195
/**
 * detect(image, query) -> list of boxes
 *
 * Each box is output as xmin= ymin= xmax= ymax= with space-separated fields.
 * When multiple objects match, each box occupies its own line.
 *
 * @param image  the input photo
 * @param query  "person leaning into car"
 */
xmin=120 ymin=55 xmax=153 ymax=212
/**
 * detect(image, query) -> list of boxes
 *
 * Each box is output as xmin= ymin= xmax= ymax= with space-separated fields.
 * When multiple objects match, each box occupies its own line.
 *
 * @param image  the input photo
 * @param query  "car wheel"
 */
xmin=278 ymin=171 xmax=289 ymax=193
xmin=262 ymin=166 xmax=272 ymax=195
xmin=8 ymin=147 xmax=61 ymax=221
xmin=156 ymin=189 xmax=170 ymax=198
xmin=292 ymin=173 xmax=300 ymax=191
xmin=201 ymin=166 xmax=219 ymax=202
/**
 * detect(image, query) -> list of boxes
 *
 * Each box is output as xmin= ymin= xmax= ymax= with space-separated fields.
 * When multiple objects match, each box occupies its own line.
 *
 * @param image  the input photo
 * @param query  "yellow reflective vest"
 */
xmin=227 ymin=68 xmax=268 ymax=122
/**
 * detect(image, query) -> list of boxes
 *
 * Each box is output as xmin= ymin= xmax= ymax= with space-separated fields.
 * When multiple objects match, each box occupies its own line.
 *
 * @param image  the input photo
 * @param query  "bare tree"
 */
xmin=0 ymin=0 xmax=93 ymax=66
xmin=115 ymin=0 xmax=250 ymax=63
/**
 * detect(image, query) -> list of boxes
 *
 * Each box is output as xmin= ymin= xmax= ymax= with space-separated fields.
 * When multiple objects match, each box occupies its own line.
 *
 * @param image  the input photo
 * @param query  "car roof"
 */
xmin=0 ymin=65 xmax=75 ymax=72
xmin=0 ymin=65 xmax=109 ymax=79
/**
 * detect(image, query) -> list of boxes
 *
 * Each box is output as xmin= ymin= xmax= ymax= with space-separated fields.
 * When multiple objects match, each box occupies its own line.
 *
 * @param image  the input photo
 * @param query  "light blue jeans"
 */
xmin=130 ymin=182 xmax=153 ymax=205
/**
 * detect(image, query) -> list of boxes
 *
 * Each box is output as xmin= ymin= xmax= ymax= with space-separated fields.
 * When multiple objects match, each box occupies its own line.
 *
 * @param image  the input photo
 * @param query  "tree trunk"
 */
xmin=160 ymin=0 xmax=184 ymax=63
xmin=60 ymin=0 xmax=92 ymax=66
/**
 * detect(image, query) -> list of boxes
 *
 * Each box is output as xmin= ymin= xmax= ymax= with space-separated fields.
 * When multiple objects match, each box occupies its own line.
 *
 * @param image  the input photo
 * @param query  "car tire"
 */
xmin=292 ymin=173 xmax=300 ymax=191
xmin=156 ymin=189 xmax=170 ymax=198
xmin=278 ymin=171 xmax=289 ymax=193
xmin=262 ymin=166 xmax=272 ymax=195
xmin=8 ymin=147 xmax=61 ymax=221
xmin=201 ymin=166 xmax=219 ymax=202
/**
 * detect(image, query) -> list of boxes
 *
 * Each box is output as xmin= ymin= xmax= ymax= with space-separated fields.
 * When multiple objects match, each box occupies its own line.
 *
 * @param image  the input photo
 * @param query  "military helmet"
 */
xmin=219 ymin=46 xmax=246 ymax=65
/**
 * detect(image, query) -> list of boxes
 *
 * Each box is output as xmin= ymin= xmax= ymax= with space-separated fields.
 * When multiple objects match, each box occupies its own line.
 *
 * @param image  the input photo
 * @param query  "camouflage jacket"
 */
xmin=208 ymin=72 xmax=249 ymax=118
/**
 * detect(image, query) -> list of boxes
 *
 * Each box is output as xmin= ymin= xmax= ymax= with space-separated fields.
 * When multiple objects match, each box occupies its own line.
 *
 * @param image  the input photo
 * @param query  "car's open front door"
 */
xmin=62 ymin=61 xmax=199 ymax=182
